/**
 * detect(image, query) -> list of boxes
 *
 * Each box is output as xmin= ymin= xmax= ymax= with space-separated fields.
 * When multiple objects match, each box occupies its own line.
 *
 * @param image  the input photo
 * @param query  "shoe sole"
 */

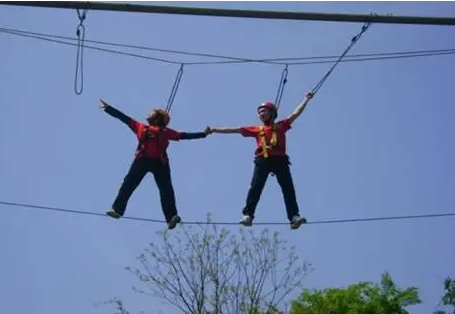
xmin=168 ymin=215 xmax=182 ymax=229
xmin=106 ymin=211 xmax=121 ymax=219
xmin=291 ymin=217 xmax=307 ymax=230
xmin=239 ymin=220 xmax=252 ymax=227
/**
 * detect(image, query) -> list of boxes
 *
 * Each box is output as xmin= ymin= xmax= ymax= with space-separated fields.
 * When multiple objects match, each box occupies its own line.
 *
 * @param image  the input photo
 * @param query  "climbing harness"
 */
xmin=275 ymin=64 xmax=289 ymax=110
xmin=156 ymin=127 xmax=169 ymax=164
xmin=259 ymin=126 xmax=269 ymax=158
xmin=136 ymin=125 xmax=169 ymax=164
xmin=308 ymin=19 xmax=373 ymax=101
xmin=258 ymin=125 xmax=278 ymax=159
xmin=257 ymin=102 xmax=279 ymax=159
xmin=165 ymin=63 xmax=184 ymax=114
xmin=74 ymin=8 xmax=88 ymax=95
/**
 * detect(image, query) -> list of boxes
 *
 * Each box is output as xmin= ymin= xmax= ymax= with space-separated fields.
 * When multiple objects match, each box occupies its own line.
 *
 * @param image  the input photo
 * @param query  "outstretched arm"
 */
xmin=100 ymin=99 xmax=132 ymax=125
xmin=167 ymin=126 xmax=211 ymax=141
xmin=169 ymin=126 xmax=243 ymax=141
xmin=210 ymin=127 xmax=242 ymax=134
xmin=180 ymin=126 xmax=212 ymax=140
xmin=286 ymin=92 xmax=314 ymax=124
xmin=100 ymin=99 xmax=141 ymax=133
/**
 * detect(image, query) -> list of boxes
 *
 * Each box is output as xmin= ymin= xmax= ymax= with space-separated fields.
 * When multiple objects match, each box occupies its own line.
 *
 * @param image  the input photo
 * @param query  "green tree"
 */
xmin=105 ymin=214 xmax=312 ymax=314
xmin=434 ymin=276 xmax=455 ymax=314
xmin=289 ymin=272 xmax=421 ymax=314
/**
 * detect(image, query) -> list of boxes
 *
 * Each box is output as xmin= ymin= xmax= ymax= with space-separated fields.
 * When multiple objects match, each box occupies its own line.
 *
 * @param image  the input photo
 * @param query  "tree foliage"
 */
xmin=108 ymin=214 xmax=312 ymax=314
xmin=289 ymin=272 xmax=421 ymax=314
xmin=434 ymin=277 xmax=455 ymax=314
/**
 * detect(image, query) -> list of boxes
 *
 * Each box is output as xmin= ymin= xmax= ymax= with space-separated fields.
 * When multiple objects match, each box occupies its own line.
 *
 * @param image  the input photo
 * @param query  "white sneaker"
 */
xmin=239 ymin=215 xmax=253 ymax=227
xmin=290 ymin=215 xmax=307 ymax=230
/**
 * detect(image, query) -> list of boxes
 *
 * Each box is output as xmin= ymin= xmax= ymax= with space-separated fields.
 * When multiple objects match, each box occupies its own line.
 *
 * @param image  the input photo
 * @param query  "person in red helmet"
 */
xmin=99 ymin=99 xmax=210 ymax=229
xmin=209 ymin=92 xmax=314 ymax=229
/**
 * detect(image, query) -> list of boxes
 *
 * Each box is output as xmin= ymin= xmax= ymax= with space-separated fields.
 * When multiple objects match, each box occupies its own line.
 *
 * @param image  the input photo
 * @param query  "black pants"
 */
xmin=243 ymin=155 xmax=299 ymax=222
xmin=112 ymin=157 xmax=177 ymax=222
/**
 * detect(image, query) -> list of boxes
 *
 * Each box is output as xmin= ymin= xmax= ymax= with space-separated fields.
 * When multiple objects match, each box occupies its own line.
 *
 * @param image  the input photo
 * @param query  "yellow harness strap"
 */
xmin=270 ymin=125 xmax=278 ymax=146
xmin=259 ymin=125 xmax=278 ymax=158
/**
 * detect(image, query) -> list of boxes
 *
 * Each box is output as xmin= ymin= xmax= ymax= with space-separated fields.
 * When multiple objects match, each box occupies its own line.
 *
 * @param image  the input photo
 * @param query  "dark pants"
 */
xmin=112 ymin=157 xmax=177 ymax=222
xmin=242 ymin=155 xmax=300 ymax=222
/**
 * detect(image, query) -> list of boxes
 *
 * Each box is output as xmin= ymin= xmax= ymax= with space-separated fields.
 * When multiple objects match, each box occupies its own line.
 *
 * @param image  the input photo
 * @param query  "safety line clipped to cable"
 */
xmin=275 ymin=64 xmax=289 ymax=109
xmin=165 ymin=63 xmax=184 ymax=113
xmin=74 ymin=8 xmax=88 ymax=95
xmin=310 ymin=18 xmax=373 ymax=97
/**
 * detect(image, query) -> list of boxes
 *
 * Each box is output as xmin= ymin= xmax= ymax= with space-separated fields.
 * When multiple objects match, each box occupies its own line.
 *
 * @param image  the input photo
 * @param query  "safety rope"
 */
xmin=165 ymin=63 xmax=184 ymax=113
xmin=310 ymin=19 xmax=372 ymax=97
xmin=275 ymin=64 xmax=288 ymax=109
xmin=74 ymin=8 xmax=88 ymax=95
xmin=259 ymin=65 xmax=288 ymax=162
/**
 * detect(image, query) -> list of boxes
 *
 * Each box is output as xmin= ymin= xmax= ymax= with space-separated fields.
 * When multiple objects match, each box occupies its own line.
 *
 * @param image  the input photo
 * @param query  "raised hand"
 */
xmin=99 ymin=99 xmax=109 ymax=110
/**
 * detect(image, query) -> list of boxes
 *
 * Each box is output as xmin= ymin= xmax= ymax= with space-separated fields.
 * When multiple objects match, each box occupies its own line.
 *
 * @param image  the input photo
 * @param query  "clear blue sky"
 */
xmin=1 ymin=1 xmax=454 ymax=314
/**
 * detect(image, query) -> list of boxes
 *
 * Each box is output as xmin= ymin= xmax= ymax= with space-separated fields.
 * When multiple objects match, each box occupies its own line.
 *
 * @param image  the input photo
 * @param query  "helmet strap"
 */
xmin=263 ymin=116 xmax=275 ymax=125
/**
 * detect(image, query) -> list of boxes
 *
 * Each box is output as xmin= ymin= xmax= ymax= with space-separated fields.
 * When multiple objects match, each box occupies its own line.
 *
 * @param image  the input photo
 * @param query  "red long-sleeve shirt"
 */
xmin=104 ymin=105 xmax=206 ymax=160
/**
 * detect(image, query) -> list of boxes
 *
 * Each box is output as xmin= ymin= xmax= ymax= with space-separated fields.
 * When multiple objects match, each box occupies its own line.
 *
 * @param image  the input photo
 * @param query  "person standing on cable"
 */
xmin=99 ymin=99 xmax=211 ymax=229
xmin=208 ymin=92 xmax=314 ymax=229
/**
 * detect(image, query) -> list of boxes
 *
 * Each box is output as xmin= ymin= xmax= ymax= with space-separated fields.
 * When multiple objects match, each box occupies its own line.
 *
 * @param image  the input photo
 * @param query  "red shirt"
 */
xmin=240 ymin=118 xmax=292 ymax=158
xmin=128 ymin=119 xmax=181 ymax=159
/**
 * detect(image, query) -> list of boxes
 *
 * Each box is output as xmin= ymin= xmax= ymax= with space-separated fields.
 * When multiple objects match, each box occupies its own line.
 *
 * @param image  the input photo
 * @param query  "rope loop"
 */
xmin=165 ymin=63 xmax=185 ymax=113
xmin=74 ymin=8 xmax=88 ymax=95
xmin=275 ymin=64 xmax=289 ymax=109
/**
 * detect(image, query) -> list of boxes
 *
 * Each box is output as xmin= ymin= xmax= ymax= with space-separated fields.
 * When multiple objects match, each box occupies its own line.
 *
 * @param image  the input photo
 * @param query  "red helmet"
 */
xmin=258 ymin=102 xmax=278 ymax=119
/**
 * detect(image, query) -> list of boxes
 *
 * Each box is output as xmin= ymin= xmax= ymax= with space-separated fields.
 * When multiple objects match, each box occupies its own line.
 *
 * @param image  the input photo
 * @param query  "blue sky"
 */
xmin=1 ymin=1 xmax=454 ymax=314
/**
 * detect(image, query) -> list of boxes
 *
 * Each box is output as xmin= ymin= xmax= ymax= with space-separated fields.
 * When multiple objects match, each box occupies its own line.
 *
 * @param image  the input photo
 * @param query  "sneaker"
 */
xmin=106 ymin=209 xmax=122 ymax=219
xmin=290 ymin=215 xmax=307 ymax=230
xmin=167 ymin=214 xmax=182 ymax=230
xmin=239 ymin=215 xmax=253 ymax=227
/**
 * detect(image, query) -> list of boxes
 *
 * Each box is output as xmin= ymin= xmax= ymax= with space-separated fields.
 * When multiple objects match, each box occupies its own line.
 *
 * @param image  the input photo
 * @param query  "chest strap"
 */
xmin=137 ymin=127 xmax=149 ymax=156
xmin=156 ymin=128 xmax=169 ymax=163
xmin=259 ymin=125 xmax=278 ymax=159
